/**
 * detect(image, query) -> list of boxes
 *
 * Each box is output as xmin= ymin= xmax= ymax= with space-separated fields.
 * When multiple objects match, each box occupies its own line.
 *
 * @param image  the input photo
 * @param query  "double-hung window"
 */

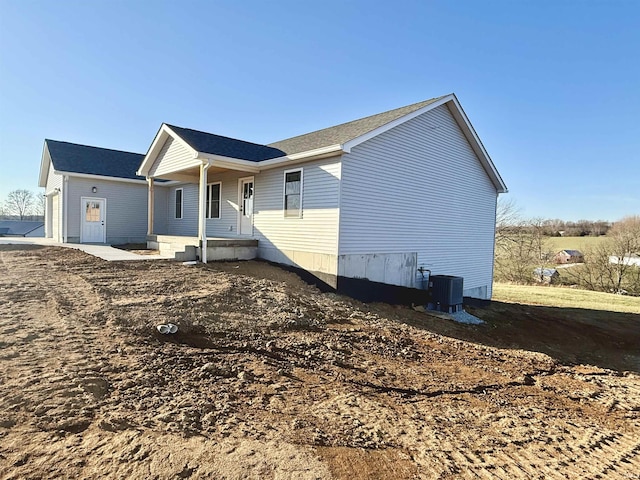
xmin=175 ymin=188 xmax=183 ymax=219
xmin=206 ymin=182 xmax=221 ymax=219
xmin=284 ymin=169 xmax=302 ymax=218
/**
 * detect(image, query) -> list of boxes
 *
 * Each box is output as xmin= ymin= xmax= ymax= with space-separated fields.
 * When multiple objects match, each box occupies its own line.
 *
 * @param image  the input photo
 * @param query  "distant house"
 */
xmin=0 ymin=220 xmax=44 ymax=237
xmin=38 ymin=140 xmax=165 ymax=244
xmin=554 ymin=249 xmax=584 ymax=264
xmin=609 ymin=255 xmax=640 ymax=267
xmin=533 ymin=268 xmax=559 ymax=284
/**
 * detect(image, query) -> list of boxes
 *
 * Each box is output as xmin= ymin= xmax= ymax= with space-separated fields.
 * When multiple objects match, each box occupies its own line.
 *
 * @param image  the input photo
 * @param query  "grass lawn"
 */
xmin=546 ymin=236 xmax=606 ymax=252
xmin=492 ymin=282 xmax=640 ymax=314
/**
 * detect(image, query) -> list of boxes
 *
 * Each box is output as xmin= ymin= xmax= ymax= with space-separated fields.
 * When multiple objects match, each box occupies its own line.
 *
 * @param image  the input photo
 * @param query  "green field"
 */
xmin=545 ymin=236 xmax=606 ymax=253
xmin=492 ymin=282 xmax=640 ymax=314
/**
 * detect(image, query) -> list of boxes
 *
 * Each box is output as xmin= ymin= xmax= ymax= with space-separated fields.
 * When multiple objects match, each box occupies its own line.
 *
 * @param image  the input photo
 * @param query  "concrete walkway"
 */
xmin=0 ymin=237 xmax=175 ymax=261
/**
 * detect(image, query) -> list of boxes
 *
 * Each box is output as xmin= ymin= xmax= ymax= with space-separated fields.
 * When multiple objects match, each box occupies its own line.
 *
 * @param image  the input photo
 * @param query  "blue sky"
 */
xmin=0 ymin=0 xmax=638 ymax=221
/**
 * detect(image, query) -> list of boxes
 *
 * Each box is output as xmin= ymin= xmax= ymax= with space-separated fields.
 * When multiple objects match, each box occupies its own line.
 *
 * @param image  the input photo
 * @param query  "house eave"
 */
xmin=53 ymin=171 xmax=150 ymax=185
xmin=38 ymin=142 xmax=52 ymax=188
xmin=197 ymin=153 xmax=261 ymax=173
xmin=257 ymin=144 xmax=344 ymax=170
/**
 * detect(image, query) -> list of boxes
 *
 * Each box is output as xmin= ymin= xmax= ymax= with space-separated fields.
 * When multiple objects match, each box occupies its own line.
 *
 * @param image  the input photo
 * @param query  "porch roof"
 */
xmin=165 ymin=124 xmax=285 ymax=162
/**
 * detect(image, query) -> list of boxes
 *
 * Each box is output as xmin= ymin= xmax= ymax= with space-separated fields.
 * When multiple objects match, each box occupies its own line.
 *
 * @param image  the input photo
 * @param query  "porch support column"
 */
xmin=147 ymin=177 xmax=154 ymax=236
xmin=198 ymin=163 xmax=209 ymax=263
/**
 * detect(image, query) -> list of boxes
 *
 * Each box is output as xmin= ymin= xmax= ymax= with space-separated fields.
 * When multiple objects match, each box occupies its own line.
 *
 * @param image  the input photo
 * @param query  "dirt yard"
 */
xmin=1 ymin=245 xmax=639 ymax=479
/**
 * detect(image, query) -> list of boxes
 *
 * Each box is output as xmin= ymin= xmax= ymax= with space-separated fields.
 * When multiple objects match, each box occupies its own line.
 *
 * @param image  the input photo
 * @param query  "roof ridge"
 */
xmin=268 ymin=95 xmax=449 ymax=147
xmin=46 ymin=139 xmax=144 ymax=156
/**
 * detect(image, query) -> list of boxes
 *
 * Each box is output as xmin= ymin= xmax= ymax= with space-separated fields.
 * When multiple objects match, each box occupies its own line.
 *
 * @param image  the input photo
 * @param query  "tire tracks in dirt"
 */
xmin=0 ymin=247 xmax=110 ymax=435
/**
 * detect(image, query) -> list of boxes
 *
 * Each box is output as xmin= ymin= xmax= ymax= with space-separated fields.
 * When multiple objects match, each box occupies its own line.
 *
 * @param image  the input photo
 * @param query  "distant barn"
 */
xmin=554 ymin=249 xmax=584 ymax=264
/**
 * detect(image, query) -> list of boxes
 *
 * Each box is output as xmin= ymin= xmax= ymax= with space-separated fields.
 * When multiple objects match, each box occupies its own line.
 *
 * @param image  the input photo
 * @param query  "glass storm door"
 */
xmin=239 ymin=178 xmax=254 ymax=236
xmin=81 ymin=197 xmax=106 ymax=243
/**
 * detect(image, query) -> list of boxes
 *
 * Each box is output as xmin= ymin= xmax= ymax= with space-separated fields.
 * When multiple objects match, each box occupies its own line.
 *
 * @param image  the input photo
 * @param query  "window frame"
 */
xmin=283 ymin=168 xmax=303 ymax=218
xmin=174 ymin=188 xmax=183 ymax=219
xmin=205 ymin=181 xmax=222 ymax=220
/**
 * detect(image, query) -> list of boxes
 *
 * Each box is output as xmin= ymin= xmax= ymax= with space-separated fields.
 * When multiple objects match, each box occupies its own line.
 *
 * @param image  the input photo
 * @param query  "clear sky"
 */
xmin=0 ymin=0 xmax=638 ymax=221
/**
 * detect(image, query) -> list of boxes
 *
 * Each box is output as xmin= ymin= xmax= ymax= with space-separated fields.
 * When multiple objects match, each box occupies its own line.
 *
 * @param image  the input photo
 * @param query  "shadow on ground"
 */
xmin=380 ymin=300 xmax=640 ymax=374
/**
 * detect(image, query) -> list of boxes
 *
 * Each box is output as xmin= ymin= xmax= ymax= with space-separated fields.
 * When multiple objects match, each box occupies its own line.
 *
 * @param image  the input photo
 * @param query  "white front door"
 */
xmin=238 ymin=177 xmax=254 ymax=236
xmin=81 ymin=197 xmax=106 ymax=243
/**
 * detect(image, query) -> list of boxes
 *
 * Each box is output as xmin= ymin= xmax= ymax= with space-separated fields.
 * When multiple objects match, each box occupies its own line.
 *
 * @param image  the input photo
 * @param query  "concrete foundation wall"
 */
xmin=258 ymin=247 xmax=338 ymax=287
xmin=337 ymin=252 xmax=418 ymax=288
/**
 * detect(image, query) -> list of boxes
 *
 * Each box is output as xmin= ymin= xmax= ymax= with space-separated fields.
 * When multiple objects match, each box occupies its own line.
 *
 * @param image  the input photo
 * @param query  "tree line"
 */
xmin=0 ymin=189 xmax=45 ymax=220
xmin=495 ymin=199 xmax=640 ymax=295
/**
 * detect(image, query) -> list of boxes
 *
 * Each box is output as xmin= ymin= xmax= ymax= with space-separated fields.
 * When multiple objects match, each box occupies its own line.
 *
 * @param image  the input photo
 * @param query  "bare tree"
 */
xmin=4 ymin=189 xmax=34 ymax=220
xmin=35 ymin=193 xmax=46 ymax=216
xmin=564 ymin=215 xmax=640 ymax=294
xmin=494 ymin=215 xmax=553 ymax=284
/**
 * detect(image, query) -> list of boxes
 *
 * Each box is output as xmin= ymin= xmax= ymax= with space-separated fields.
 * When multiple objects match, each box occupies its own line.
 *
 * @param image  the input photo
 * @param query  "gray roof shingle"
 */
xmin=165 ymin=124 xmax=285 ymax=162
xmin=46 ymin=140 xmax=146 ymax=180
xmin=267 ymin=96 xmax=446 ymax=155
xmin=0 ymin=221 xmax=44 ymax=236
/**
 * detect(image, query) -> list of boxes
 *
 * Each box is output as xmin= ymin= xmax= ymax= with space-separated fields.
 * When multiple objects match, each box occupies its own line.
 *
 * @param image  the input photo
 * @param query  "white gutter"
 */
xmin=53 ymin=171 xmax=149 ymax=185
xmin=258 ymin=144 xmax=343 ymax=169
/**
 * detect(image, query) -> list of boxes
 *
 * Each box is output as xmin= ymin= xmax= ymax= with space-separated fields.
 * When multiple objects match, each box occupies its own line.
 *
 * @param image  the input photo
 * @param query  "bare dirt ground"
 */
xmin=1 ymin=244 xmax=639 ymax=479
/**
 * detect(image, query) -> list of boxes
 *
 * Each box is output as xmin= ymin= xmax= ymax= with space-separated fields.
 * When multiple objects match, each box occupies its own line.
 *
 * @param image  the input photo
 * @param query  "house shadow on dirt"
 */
xmin=381 ymin=299 xmax=640 ymax=374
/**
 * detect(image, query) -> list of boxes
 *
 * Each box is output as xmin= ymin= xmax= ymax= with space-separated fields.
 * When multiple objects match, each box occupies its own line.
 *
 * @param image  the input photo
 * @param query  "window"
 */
xmin=175 ymin=188 xmax=183 ymax=219
xmin=85 ymin=201 xmax=101 ymax=222
xmin=284 ymin=169 xmax=302 ymax=217
xmin=206 ymin=182 xmax=221 ymax=219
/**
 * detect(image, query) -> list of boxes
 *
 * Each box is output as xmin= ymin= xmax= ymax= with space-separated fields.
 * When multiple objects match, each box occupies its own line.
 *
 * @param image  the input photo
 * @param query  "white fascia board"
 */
xmin=257 ymin=144 xmax=344 ymax=170
xmin=341 ymin=95 xmax=454 ymax=153
xmin=54 ymin=171 xmax=149 ymax=185
xmin=38 ymin=143 xmax=51 ymax=187
xmin=197 ymin=153 xmax=261 ymax=173
xmin=446 ymin=95 xmax=508 ymax=193
xmin=137 ymin=124 xmax=199 ymax=177
xmin=197 ymin=144 xmax=342 ymax=173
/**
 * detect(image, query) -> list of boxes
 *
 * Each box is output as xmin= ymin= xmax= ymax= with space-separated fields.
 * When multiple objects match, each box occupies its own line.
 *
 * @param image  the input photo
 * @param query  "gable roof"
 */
xmin=559 ymin=249 xmax=583 ymax=256
xmin=44 ymin=140 xmax=146 ymax=181
xmin=268 ymin=96 xmax=446 ymax=155
xmin=165 ymin=124 xmax=285 ymax=162
xmin=137 ymin=93 xmax=507 ymax=193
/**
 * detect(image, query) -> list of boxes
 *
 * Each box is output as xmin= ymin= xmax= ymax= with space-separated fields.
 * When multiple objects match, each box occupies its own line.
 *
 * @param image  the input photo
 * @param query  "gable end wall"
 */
xmin=338 ymin=104 xmax=498 ymax=299
xmin=149 ymin=136 xmax=200 ymax=177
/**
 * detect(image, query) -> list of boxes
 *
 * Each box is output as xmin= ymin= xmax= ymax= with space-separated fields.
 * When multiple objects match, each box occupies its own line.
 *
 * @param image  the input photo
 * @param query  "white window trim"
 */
xmin=174 ymin=187 xmax=183 ymax=220
xmin=283 ymin=168 xmax=303 ymax=218
xmin=206 ymin=181 xmax=222 ymax=220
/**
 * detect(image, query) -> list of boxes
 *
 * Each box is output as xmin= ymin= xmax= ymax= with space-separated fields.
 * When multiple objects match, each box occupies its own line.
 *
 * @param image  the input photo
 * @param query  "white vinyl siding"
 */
xmin=165 ymin=186 xmax=197 ymax=236
xmin=45 ymin=164 xmax=62 ymax=194
xmin=254 ymin=157 xmax=341 ymax=256
xmin=148 ymin=136 xmax=199 ymax=177
xmin=65 ymin=177 xmax=151 ymax=244
xmin=338 ymin=104 xmax=498 ymax=298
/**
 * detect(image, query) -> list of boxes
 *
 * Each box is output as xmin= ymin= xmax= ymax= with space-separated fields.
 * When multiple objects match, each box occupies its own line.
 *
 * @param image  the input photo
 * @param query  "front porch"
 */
xmin=147 ymin=234 xmax=258 ymax=262
xmin=137 ymin=123 xmax=269 ymax=264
